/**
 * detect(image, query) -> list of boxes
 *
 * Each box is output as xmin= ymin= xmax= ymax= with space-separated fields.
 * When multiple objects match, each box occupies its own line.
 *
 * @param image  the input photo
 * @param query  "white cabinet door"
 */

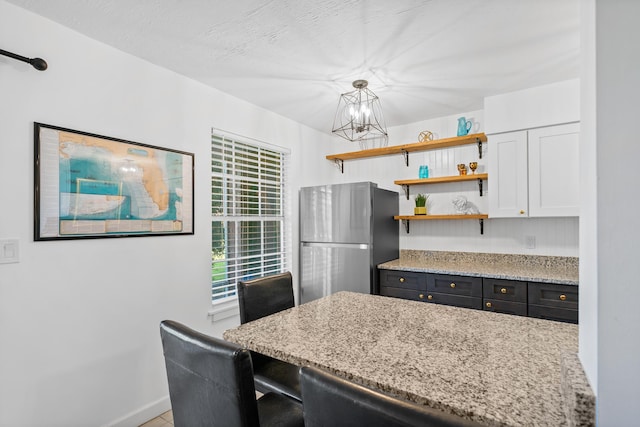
xmin=488 ymin=131 xmax=529 ymax=217
xmin=488 ymin=123 xmax=580 ymax=218
xmin=528 ymin=123 xmax=580 ymax=216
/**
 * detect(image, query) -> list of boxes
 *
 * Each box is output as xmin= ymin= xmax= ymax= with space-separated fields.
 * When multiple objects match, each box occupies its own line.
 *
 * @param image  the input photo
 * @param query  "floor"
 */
xmin=139 ymin=410 xmax=173 ymax=427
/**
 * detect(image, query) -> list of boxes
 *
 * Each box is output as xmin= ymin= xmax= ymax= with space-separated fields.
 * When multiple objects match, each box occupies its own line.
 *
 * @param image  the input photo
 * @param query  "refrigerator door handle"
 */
xmin=301 ymin=242 xmax=369 ymax=250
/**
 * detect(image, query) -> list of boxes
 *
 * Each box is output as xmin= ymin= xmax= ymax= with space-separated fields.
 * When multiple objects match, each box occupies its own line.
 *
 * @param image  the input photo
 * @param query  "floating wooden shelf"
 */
xmin=394 ymin=214 xmax=489 ymax=234
xmin=327 ymin=133 xmax=487 ymax=173
xmin=394 ymin=173 xmax=488 ymax=199
xmin=394 ymin=173 xmax=487 ymax=186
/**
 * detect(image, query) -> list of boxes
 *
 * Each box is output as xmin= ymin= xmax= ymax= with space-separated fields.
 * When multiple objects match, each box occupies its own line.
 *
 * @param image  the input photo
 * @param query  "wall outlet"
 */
xmin=525 ymin=235 xmax=536 ymax=249
xmin=0 ymin=239 xmax=19 ymax=264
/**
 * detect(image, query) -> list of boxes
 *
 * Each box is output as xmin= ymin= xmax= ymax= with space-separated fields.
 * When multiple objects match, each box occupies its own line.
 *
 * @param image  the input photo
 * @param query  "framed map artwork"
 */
xmin=34 ymin=123 xmax=194 ymax=240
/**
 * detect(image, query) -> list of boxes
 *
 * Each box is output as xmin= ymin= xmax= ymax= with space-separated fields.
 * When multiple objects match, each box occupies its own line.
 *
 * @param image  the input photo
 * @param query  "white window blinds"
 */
xmin=211 ymin=132 xmax=290 ymax=302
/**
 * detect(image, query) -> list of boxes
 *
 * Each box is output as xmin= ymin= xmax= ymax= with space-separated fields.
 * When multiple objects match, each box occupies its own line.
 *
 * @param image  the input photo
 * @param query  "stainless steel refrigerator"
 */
xmin=299 ymin=182 xmax=399 ymax=303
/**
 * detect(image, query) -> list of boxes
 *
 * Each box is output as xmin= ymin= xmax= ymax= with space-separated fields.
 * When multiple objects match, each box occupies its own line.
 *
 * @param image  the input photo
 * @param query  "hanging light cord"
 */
xmin=0 ymin=48 xmax=48 ymax=71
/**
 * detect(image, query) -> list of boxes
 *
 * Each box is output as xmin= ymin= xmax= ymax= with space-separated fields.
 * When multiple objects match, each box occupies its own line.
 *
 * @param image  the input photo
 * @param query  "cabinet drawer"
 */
xmin=483 ymin=299 xmax=527 ymax=316
xmin=528 ymin=304 xmax=578 ymax=324
xmin=528 ymin=282 xmax=578 ymax=310
xmin=483 ymin=278 xmax=527 ymax=302
xmin=424 ymin=292 xmax=482 ymax=310
xmin=427 ymin=274 xmax=482 ymax=297
xmin=380 ymin=270 xmax=426 ymax=290
xmin=380 ymin=286 xmax=426 ymax=302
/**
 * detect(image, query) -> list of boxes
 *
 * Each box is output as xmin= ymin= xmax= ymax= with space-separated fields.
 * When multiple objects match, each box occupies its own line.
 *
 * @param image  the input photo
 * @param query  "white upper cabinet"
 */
xmin=488 ymin=131 xmax=528 ymax=217
xmin=528 ymin=123 xmax=580 ymax=216
xmin=488 ymin=123 xmax=580 ymax=218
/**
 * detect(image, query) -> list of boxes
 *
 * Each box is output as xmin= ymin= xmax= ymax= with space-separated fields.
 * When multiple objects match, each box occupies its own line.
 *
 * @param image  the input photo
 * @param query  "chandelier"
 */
xmin=331 ymin=80 xmax=388 ymax=149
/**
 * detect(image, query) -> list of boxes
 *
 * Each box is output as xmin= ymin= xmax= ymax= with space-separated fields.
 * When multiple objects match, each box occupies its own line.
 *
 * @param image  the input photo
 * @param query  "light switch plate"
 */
xmin=0 ymin=239 xmax=19 ymax=264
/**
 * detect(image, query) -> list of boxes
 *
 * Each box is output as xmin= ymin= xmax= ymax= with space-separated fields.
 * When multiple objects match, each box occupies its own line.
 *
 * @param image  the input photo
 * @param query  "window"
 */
xmin=211 ymin=132 xmax=290 ymax=303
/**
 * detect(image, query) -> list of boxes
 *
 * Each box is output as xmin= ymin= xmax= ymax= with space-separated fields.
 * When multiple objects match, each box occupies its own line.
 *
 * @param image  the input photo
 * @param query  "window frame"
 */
xmin=210 ymin=130 xmax=291 ymax=307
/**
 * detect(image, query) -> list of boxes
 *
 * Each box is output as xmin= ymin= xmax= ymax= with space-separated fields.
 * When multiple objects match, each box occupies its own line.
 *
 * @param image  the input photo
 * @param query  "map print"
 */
xmin=55 ymin=130 xmax=185 ymax=235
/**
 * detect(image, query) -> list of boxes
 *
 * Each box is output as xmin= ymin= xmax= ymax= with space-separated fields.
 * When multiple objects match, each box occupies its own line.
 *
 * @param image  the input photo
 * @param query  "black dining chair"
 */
xmin=159 ymin=320 xmax=304 ymax=427
xmin=237 ymin=271 xmax=302 ymax=401
xmin=299 ymin=366 xmax=483 ymax=427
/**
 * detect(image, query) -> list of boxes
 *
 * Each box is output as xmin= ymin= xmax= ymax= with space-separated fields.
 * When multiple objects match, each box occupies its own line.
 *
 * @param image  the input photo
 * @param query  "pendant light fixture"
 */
xmin=331 ymin=79 xmax=388 ymax=149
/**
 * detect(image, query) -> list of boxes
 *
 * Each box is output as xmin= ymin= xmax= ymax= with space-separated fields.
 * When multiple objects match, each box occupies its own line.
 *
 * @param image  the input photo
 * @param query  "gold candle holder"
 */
xmin=469 ymin=162 xmax=478 ymax=175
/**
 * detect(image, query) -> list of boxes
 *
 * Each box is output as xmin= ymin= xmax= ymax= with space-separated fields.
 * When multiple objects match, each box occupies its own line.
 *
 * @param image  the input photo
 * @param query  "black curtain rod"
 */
xmin=0 ymin=48 xmax=47 ymax=71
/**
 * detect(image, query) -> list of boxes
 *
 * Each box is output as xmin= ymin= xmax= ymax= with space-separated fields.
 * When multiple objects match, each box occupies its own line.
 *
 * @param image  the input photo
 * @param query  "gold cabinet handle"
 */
xmin=419 ymin=294 xmax=424 ymax=299
xmin=450 ymin=283 xmax=456 ymax=289
xmin=486 ymin=302 xmax=492 ymax=308
xmin=560 ymin=294 xmax=567 ymax=301
xmin=520 ymin=210 xmax=525 ymax=215
xmin=399 ymin=277 xmax=405 ymax=283
xmin=500 ymin=288 xmax=507 ymax=294
xmin=427 ymin=295 xmax=433 ymax=300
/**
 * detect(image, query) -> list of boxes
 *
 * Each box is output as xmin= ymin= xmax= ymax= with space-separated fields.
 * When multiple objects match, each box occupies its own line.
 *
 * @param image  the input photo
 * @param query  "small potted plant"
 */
xmin=414 ymin=194 xmax=429 ymax=215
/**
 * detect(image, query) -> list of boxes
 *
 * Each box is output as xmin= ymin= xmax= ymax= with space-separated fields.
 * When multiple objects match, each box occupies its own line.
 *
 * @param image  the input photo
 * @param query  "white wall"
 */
xmin=0 ymin=2 xmax=339 ymax=426
xmin=583 ymin=1 xmax=640 ymax=424
xmin=579 ymin=0 xmax=598 ymax=400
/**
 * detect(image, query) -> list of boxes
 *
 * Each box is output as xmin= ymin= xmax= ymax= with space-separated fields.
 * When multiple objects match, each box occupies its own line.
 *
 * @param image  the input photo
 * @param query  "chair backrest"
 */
xmin=237 ymin=271 xmax=294 ymax=324
xmin=300 ymin=367 xmax=483 ymax=427
xmin=160 ymin=320 xmax=260 ymax=427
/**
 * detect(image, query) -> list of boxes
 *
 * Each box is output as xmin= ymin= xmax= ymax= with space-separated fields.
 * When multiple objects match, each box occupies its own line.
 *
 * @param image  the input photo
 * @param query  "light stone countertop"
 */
xmin=224 ymin=291 xmax=579 ymax=426
xmin=379 ymin=250 xmax=579 ymax=285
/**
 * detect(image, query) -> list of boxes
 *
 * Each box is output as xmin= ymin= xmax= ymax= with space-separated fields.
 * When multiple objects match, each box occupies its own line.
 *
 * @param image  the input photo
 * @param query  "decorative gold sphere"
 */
xmin=419 ymin=131 xmax=434 ymax=142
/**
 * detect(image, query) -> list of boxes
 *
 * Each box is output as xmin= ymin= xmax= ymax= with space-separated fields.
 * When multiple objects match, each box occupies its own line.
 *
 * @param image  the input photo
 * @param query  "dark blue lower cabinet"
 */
xmin=527 ymin=282 xmax=578 ymax=323
xmin=379 ymin=269 xmax=578 ymax=323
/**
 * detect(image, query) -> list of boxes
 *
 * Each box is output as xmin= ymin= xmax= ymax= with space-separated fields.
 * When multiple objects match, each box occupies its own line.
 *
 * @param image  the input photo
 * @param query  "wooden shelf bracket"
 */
xmin=476 ymin=137 xmax=483 ymax=159
xmin=402 ymin=184 xmax=410 ymax=200
xmin=401 ymin=149 xmax=409 ymax=167
xmin=478 ymin=178 xmax=483 ymax=196
xmin=334 ymin=159 xmax=344 ymax=173
xmin=479 ymin=218 xmax=484 ymax=235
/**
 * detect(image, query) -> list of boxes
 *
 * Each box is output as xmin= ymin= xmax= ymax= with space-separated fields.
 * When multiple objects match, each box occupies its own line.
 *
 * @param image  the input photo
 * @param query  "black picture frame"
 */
xmin=34 ymin=122 xmax=195 ymax=240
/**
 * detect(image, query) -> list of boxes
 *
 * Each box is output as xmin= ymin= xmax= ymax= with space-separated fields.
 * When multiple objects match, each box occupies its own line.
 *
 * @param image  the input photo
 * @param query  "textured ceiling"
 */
xmin=6 ymin=0 xmax=580 ymax=135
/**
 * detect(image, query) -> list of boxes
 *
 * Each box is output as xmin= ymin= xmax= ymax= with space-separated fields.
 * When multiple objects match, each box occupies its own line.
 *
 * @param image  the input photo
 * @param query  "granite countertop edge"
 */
xmin=378 ymin=251 xmax=579 ymax=286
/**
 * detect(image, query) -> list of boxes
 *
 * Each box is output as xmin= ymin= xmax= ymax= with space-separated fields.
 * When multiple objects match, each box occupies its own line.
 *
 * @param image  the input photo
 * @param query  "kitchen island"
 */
xmin=224 ymin=291 xmax=580 ymax=426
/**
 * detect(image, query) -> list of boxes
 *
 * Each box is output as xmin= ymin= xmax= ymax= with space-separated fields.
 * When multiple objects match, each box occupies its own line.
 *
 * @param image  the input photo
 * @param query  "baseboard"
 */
xmin=104 ymin=395 xmax=171 ymax=427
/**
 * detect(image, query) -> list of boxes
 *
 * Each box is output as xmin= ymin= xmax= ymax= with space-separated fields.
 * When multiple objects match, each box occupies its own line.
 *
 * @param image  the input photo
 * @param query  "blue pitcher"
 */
xmin=457 ymin=117 xmax=472 ymax=136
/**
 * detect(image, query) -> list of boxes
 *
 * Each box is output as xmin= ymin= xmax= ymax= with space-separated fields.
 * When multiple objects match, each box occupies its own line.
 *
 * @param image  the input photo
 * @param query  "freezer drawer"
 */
xmin=300 ymin=243 xmax=371 ymax=304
